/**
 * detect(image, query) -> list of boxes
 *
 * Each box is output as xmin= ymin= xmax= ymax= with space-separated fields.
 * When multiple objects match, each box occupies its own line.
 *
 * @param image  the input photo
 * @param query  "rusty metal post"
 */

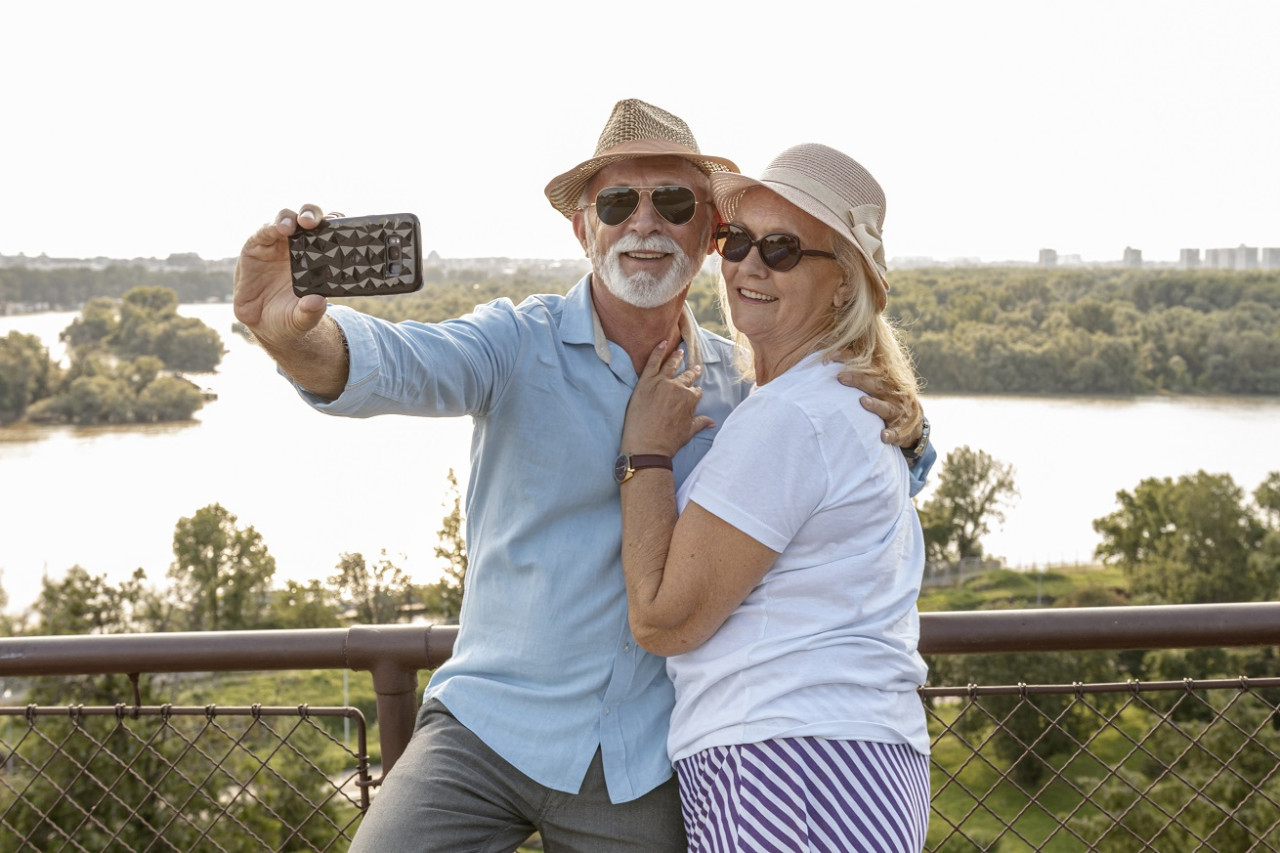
xmin=341 ymin=624 xmax=457 ymax=775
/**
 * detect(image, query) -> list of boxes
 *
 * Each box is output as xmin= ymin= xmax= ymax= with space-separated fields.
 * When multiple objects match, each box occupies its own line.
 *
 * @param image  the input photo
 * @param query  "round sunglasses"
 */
xmin=587 ymin=186 xmax=702 ymax=227
xmin=713 ymin=223 xmax=837 ymax=272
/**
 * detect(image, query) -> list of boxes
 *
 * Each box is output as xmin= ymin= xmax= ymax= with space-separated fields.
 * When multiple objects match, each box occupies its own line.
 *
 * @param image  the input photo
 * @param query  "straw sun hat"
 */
xmin=544 ymin=99 xmax=738 ymax=218
xmin=711 ymin=143 xmax=891 ymax=310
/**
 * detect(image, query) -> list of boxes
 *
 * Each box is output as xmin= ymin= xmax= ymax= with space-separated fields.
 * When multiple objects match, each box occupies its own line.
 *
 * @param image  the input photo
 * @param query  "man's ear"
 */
xmin=706 ymin=213 xmax=724 ymax=256
xmin=572 ymin=210 xmax=589 ymax=255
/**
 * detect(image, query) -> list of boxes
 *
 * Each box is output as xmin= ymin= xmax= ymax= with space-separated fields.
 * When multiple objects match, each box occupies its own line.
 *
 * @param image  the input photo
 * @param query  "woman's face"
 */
xmin=721 ymin=188 xmax=849 ymax=368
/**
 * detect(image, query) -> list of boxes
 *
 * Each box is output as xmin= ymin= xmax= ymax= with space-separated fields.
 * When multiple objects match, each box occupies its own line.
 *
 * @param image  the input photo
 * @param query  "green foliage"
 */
xmin=1093 ymin=470 xmax=1279 ymax=604
xmin=108 ymin=286 xmax=225 ymax=371
xmin=24 ymin=356 xmax=205 ymax=425
xmin=340 ymin=263 xmax=581 ymax=324
xmin=330 ymin=550 xmax=413 ymax=625
xmin=1256 ymin=472 xmax=1280 ymax=525
xmin=0 ymin=330 xmax=61 ymax=424
xmin=0 ymin=700 xmax=357 ymax=851
xmin=265 ymin=579 xmax=342 ymax=629
xmin=11 ymin=285 xmax=222 ymax=425
xmin=30 ymin=566 xmax=156 ymax=636
xmin=918 ymin=564 xmax=1128 ymax=613
xmin=917 ymin=445 xmax=1019 ymax=563
xmin=931 ymin=647 xmax=1127 ymax=787
xmin=424 ymin=468 xmax=468 ymax=622
xmin=1068 ymin=696 xmax=1280 ymax=850
xmin=168 ymin=503 xmax=277 ymax=631
xmin=889 ymin=267 xmax=1280 ymax=394
xmin=0 ymin=262 xmax=232 ymax=307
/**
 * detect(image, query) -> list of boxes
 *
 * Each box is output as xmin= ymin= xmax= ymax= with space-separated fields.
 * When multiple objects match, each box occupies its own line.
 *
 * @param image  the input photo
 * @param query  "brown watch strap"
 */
xmin=629 ymin=454 xmax=673 ymax=472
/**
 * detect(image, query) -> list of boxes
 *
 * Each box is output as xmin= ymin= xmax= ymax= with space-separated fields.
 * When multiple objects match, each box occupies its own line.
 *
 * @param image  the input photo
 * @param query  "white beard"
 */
xmin=589 ymin=231 xmax=698 ymax=309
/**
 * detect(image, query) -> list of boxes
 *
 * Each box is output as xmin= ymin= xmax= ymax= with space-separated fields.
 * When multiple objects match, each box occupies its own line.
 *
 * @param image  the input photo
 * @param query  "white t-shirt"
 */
xmin=667 ymin=353 xmax=930 ymax=762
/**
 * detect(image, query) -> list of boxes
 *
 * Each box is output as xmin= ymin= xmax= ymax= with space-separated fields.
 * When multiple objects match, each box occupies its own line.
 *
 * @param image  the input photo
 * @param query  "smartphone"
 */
xmin=289 ymin=212 xmax=423 ymax=297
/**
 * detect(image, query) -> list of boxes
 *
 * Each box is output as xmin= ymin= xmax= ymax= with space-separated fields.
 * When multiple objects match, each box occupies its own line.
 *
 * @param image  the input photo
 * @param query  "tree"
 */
xmin=1093 ymin=471 xmax=1277 ymax=604
xmin=265 ymin=579 xmax=341 ymax=629
xmin=59 ymin=296 xmax=119 ymax=351
xmin=169 ymin=503 xmax=276 ymax=631
xmin=917 ymin=445 xmax=1019 ymax=563
xmin=330 ymin=550 xmax=412 ymax=624
xmin=0 ymin=330 xmax=60 ymax=423
xmin=1256 ymin=472 xmax=1280 ymax=526
xmin=425 ymin=468 xmax=469 ymax=622
xmin=29 ymin=566 xmax=156 ymax=636
xmin=928 ymin=643 xmax=1125 ymax=786
xmin=135 ymin=372 xmax=204 ymax=421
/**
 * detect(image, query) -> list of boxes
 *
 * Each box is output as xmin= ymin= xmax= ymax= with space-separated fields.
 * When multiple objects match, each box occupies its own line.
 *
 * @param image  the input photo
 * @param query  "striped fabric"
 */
xmin=676 ymin=737 xmax=930 ymax=853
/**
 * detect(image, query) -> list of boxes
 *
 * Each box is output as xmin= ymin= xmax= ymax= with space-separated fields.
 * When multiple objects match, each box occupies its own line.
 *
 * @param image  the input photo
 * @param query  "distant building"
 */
xmin=1262 ymin=248 xmax=1280 ymax=270
xmin=1179 ymin=248 xmax=1200 ymax=269
xmin=1038 ymin=248 xmax=1058 ymax=267
xmin=1123 ymin=247 xmax=1143 ymax=268
xmin=1236 ymin=245 xmax=1258 ymax=270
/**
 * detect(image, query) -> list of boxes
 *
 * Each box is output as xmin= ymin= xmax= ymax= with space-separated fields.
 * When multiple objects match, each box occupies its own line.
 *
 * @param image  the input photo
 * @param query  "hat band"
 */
xmin=762 ymin=168 xmax=887 ymax=279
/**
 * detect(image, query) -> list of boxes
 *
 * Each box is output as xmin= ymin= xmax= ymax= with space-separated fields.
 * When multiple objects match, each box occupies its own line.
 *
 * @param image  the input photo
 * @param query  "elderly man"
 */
xmin=233 ymin=99 xmax=932 ymax=852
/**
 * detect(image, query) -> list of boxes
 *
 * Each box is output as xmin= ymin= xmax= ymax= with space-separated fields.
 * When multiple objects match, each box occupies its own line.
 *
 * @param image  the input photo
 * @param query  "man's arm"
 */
xmin=233 ymin=205 xmax=349 ymax=400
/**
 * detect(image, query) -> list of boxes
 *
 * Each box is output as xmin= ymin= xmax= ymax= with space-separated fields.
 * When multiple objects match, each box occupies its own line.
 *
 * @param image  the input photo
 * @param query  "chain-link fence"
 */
xmin=924 ymin=677 xmax=1280 ymax=851
xmin=1 ymin=704 xmax=368 ymax=852
xmin=2 ymin=609 xmax=1278 ymax=852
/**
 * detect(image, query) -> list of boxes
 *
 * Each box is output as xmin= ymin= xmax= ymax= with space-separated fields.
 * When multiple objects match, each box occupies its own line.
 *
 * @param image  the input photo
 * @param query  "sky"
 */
xmin=3 ymin=1 xmax=1277 ymax=267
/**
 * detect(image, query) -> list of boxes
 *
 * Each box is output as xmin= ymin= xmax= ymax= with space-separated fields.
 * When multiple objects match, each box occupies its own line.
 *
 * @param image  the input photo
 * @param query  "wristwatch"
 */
xmin=613 ymin=453 xmax=673 ymax=485
xmin=904 ymin=417 xmax=930 ymax=462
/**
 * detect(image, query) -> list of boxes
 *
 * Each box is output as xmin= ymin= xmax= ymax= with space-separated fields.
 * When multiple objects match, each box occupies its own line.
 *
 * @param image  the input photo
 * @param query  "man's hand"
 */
xmin=860 ymin=393 xmax=924 ymax=449
xmin=837 ymin=369 xmax=924 ymax=449
xmin=234 ymin=205 xmax=329 ymax=349
xmin=233 ymin=204 xmax=350 ymax=400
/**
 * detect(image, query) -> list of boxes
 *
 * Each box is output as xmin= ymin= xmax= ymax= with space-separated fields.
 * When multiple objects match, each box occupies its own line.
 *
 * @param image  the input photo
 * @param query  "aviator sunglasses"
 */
xmin=587 ymin=186 xmax=701 ymax=226
xmin=713 ymin=223 xmax=837 ymax=272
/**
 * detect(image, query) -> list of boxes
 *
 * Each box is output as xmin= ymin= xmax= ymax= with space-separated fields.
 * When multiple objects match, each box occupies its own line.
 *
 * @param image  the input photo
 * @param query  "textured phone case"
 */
xmin=290 ymin=213 xmax=423 ymax=297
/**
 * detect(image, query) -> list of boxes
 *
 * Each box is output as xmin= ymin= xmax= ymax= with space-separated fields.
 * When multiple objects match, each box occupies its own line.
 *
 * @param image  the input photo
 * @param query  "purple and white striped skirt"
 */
xmin=675 ymin=737 xmax=930 ymax=853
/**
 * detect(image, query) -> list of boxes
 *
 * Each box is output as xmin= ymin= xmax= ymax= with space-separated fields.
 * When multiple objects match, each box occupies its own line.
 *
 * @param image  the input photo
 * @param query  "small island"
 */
xmin=0 ymin=286 xmax=225 ymax=426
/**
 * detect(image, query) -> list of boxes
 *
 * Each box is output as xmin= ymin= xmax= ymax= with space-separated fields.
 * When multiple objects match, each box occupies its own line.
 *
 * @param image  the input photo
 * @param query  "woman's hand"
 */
xmin=621 ymin=340 xmax=715 ymax=456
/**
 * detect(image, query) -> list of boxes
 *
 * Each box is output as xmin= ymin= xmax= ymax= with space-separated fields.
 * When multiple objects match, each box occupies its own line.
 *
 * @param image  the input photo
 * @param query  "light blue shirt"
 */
xmin=302 ymin=276 xmax=747 ymax=802
xmin=296 ymin=275 xmax=935 ymax=802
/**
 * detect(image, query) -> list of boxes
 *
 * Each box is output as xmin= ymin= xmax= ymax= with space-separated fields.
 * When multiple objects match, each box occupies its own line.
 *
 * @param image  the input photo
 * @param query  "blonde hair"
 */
xmin=718 ymin=232 xmax=921 ymax=438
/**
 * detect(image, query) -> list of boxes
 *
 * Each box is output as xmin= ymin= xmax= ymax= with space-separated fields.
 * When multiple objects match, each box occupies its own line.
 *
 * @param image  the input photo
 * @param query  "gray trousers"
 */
xmin=349 ymin=698 xmax=687 ymax=853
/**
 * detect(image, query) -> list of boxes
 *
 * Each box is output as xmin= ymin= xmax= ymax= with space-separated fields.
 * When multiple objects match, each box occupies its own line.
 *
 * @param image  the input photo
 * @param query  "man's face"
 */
xmin=576 ymin=156 xmax=714 ymax=309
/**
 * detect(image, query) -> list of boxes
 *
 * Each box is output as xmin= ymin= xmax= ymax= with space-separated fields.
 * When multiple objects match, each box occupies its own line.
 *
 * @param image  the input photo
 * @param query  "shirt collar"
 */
xmin=565 ymin=273 xmax=715 ymax=370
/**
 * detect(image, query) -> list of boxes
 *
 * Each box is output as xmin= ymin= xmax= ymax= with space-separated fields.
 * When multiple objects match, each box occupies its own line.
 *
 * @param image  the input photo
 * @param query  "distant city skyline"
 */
xmin=5 ymin=237 xmax=1277 ymax=272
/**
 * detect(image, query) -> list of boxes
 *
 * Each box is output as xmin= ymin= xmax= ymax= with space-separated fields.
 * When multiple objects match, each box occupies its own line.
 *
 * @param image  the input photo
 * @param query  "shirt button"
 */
xmin=623 ymin=643 xmax=632 ymax=652
xmin=603 ymin=707 xmax=611 ymax=715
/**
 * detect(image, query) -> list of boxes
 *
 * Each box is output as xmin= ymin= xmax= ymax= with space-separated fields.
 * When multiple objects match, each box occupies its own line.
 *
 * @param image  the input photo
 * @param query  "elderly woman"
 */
xmin=618 ymin=143 xmax=930 ymax=852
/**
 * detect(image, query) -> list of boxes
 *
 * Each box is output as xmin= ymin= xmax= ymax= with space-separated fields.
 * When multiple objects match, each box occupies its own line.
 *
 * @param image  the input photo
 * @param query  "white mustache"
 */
xmin=610 ymin=233 xmax=682 ymax=256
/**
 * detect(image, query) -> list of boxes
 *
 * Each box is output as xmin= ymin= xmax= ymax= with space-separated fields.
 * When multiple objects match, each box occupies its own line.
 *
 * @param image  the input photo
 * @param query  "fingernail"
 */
xmin=279 ymin=216 xmax=293 ymax=229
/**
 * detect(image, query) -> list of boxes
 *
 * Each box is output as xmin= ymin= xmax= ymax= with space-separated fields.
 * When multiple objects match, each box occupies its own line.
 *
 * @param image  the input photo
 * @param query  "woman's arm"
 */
xmin=619 ymin=341 xmax=779 ymax=656
xmin=622 ymin=489 xmax=779 ymax=656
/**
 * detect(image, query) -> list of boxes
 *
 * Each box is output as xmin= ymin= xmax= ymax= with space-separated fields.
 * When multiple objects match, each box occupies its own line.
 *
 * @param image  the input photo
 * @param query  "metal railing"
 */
xmin=1 ymin=603 xmax=1278 ymax=852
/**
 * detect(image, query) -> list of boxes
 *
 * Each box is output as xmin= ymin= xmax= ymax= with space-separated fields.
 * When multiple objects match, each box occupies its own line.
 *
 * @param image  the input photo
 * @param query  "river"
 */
xmin=2 ymin=304 xmax=1278 ymax=615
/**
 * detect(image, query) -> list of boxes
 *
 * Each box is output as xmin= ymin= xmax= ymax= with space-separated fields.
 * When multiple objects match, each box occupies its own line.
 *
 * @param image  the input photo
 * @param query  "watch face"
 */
xmin=613 ymin=453 xmax=630 ymax=484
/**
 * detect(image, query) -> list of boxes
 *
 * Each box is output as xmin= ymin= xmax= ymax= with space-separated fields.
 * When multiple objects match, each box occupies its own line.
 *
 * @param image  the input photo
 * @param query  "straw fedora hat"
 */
xmin=711 ymin=143 xmax=891 ymax=309
xmin=544 ymin=99 xmax=738 ymax=218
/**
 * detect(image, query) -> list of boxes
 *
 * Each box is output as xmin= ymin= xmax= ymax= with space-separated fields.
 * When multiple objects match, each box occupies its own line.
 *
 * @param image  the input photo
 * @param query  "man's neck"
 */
xmin=590 ymin=276 xmax=690 ymax=374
